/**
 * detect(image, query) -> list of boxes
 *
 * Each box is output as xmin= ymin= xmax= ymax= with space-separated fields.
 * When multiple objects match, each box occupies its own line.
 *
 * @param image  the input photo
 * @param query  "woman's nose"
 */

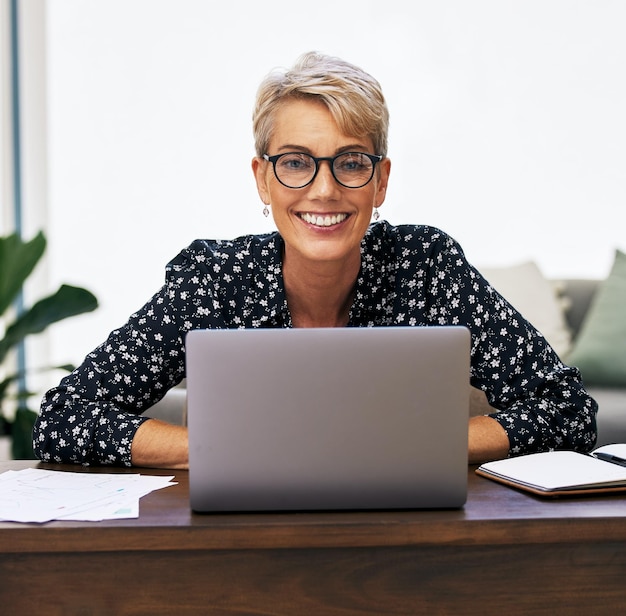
xmin=308 ymin=161 xmax=340 ymax=198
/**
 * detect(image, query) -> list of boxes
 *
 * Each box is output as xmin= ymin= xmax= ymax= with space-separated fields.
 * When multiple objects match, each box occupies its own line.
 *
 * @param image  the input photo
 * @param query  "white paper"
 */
xmin=0 ymin=468 xmax=176 ymax=523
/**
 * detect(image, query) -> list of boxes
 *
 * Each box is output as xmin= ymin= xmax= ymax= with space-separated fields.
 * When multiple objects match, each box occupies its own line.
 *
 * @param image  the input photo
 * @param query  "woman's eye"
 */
xmin=280 ymin=155 xmax=312 ymax=170
xmin=337 ymin=155 xmax=367 ymax=172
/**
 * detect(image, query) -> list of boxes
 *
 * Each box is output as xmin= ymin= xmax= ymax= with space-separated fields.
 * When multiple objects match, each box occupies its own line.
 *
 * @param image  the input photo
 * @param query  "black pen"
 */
xmin=593 ymin=452 xmax=626 ymax=467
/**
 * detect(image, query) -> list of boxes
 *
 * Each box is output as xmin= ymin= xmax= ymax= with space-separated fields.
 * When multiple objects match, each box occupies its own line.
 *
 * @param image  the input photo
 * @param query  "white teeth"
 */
xmin=300 ymin=213 xmax=348 ymax=227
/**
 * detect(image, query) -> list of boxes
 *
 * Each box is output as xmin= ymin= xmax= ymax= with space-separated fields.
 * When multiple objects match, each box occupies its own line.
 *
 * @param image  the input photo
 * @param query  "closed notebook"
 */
xmin=186 ymin=326 xmax=470 ymax=512
xmin=476 ymin=444 xmax=626 ymax=497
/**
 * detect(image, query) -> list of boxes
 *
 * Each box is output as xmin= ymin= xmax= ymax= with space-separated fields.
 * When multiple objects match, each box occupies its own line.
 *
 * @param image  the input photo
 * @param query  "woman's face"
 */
xmin=252 ymin=98 xmax=390 ymax=267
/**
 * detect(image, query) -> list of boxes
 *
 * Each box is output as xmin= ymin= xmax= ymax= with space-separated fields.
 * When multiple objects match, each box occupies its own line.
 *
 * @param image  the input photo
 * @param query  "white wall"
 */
xmin=40 ymin=0 xmax=626 ymax=372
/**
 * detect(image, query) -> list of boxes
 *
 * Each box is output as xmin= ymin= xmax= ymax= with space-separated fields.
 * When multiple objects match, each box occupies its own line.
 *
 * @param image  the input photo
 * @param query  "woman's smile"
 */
xmin=297 ymin=212 xmax=350 ymax=228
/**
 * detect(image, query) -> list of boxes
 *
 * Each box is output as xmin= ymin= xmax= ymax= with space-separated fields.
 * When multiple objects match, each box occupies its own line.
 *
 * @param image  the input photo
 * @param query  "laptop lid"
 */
xmin=186 ymin=326 xmax=470 ymax=512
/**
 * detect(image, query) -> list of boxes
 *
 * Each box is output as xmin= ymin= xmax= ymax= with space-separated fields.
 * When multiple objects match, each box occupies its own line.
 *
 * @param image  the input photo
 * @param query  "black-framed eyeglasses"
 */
xmin=263 ymin=152 xmax=383 ymax=189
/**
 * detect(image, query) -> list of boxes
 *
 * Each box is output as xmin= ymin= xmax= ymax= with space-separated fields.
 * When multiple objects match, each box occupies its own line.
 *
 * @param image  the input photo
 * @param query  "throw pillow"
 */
xmin=479 ymin=261 xmax=572 ymax=358
xmin=567 ymin=248 xmax=626 ymax=386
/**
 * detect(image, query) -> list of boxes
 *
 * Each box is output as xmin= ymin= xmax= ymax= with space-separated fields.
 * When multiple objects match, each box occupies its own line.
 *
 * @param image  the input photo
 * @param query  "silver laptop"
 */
xmin=186 ymin=326 xmax=470 ymax=512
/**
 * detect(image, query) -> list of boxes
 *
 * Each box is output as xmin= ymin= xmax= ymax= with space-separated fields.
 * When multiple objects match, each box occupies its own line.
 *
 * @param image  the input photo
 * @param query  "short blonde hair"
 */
xmin=253 ymin=51 xmax=389 ymax=157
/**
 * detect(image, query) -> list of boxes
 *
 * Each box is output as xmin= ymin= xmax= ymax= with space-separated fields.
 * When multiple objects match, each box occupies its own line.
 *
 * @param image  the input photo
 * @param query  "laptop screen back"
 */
xmin=186 ymin=326 xmax=470 ymax=512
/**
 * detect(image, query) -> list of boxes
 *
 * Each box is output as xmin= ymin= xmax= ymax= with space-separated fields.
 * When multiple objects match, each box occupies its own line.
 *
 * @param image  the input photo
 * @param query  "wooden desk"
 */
xmin=2 ymin=461 xmax=626 ymax=615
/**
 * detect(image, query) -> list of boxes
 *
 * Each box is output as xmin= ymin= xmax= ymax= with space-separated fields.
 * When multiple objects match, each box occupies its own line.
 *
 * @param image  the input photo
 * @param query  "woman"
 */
xmin=34 ymin=52 xmax=597 ymax=468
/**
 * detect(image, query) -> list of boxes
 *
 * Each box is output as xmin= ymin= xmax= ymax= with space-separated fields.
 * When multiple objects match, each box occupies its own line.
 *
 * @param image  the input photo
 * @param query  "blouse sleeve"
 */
xmin=433 ymin=237 xmax=598 ymax=455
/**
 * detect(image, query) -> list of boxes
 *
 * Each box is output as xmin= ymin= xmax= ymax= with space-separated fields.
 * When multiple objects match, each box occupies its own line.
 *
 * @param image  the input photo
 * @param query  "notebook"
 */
xmin=186 ymin=326 xmax=470 ymax=512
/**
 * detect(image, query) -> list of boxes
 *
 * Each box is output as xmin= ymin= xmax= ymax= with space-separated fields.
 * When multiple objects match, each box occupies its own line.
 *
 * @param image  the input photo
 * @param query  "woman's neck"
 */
xmin=283 ymin=251 xmax=360 ymax=328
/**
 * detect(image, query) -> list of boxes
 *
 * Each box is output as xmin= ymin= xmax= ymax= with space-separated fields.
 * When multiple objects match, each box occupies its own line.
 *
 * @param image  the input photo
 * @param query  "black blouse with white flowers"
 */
xmin=34 ymin=221 xmax=597 ymax=466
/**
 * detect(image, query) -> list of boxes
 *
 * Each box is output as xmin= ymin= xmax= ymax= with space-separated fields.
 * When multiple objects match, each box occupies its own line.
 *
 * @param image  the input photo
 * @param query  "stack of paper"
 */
xmin=0 ymin=468 xmax=176 ymax=523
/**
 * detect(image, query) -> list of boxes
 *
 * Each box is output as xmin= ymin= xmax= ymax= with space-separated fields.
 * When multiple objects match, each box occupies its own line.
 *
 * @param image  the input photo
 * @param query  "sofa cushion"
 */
xmin=556 ymin=279 xmax=599 ymax=338
xmin=589 ymin=387 xmax=626 ymax=446
xmin=479 ymin=260 xmax=572 ymax=358
xmin=567 ymin=248 xmax=626 ymax=387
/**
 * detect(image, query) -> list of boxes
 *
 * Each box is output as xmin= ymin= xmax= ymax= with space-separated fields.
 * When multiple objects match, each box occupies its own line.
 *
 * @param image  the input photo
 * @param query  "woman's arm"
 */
xmin=420 ymin=230 xmax=598 ymax=457
xmin=468 ymin=415 xmax=510 ymax=464
xmin=34 ymin=283 xmax=189 ymax=466
xmin=130 ymin=420 xmax=189 ymax=469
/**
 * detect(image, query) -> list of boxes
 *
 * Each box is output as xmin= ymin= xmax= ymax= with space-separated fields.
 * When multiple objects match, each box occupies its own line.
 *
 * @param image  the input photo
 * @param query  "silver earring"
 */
xmin=263 ymin=204 xmax=270 ymax=218
xmin=373 ymin=207 xmax=380 ymax=221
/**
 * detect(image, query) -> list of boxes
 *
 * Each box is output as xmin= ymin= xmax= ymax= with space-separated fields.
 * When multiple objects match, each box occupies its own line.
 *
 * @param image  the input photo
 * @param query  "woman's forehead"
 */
xmin=269 ymin=99 xmax=374 ymax=153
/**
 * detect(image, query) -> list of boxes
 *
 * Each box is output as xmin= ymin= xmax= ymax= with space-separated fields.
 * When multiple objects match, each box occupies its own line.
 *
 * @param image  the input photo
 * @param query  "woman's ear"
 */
xmin=374 ymin=157 xmax=391 ymax=208
xmin=251 ymin=157 xmax=270 ymax=205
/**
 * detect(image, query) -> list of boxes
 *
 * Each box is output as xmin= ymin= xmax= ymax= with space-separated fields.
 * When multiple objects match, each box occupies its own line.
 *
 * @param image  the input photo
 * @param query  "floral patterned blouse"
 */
xmin=34 ymin=221 xmax=597 ymax=466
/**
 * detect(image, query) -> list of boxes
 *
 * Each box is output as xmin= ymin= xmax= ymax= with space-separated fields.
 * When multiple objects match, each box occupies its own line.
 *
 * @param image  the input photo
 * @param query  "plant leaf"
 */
xmin=0 ymin=231 xmax=46 ymax=316
xmin=0 ymin=285 xmax=98 ymax=364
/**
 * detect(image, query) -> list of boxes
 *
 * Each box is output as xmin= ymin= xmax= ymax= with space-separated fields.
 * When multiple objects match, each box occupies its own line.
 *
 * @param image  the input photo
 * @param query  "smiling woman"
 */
xmin=33 ymin=51 xmax=597 ymax=471
xmin=252 ymin=95 xmax=390 ymax=304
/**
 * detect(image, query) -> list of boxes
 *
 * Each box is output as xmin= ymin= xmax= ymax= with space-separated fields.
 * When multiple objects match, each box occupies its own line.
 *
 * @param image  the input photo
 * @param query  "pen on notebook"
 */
xmin=593 ymin=452 xmax=626 ymax=467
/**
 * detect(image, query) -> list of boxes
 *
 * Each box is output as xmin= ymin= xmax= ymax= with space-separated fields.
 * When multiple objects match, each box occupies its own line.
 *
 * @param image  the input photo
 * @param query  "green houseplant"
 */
xmin=0 ymin=231 xmax=98 ymax=458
